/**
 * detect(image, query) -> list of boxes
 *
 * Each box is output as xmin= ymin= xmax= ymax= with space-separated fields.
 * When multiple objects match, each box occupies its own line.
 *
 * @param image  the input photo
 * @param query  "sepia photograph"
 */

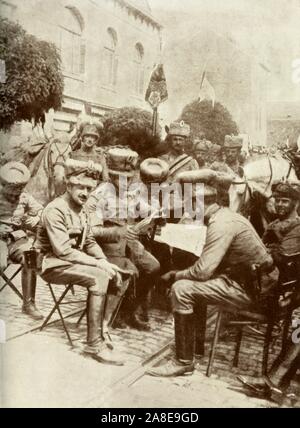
xmin=0 ymin=0 xmax=299 ymax=410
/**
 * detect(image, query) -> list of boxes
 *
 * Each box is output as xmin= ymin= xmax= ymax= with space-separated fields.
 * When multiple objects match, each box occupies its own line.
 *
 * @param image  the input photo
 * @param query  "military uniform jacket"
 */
xmin=87 ymin=182 xmax=151 ymax=258
xmin=159 ymin=152 xmax=199 ymax=183
xmin=69 ymin=147 xmax=109 ymax=182
xmin=0 ymin=189 xmax=43 ymax=239
xmin=263 ymin=216 xmax=300 ymax=260
xmin=180 ymin=206 xmax=272 ymax=285
xmin=36 ymin=194 xmax=106 ymax=273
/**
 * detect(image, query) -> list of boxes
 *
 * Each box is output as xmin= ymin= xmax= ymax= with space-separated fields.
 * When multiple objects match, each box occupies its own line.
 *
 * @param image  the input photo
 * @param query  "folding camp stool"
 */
xmin=40 ymin=283 xmax=87 ymax=347
xmin=0 ymin=264 xmax=23 ymax=300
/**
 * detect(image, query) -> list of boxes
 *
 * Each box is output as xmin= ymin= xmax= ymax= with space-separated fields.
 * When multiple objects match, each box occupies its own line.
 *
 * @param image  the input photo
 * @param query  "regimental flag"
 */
xmin=145 ymin=63 xmax=168 ymax=109
xmin=199 ymin=71 xmax=216 ymax=108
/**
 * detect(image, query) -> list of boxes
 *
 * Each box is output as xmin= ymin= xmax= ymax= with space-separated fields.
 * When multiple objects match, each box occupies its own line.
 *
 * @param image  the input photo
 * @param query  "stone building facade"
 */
xmin=0 ymin=0 xmax=162 ymax=138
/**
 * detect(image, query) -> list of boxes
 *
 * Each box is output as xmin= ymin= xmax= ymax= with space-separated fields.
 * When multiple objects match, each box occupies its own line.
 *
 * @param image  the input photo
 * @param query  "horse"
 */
xmin=24 ymin=135 xmax=72 ymax=206
xmin=229 ymin=152 xmax=298 ymax=235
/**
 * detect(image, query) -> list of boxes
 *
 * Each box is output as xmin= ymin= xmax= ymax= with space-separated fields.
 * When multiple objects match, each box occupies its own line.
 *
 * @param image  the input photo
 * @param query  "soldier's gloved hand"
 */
xmin=125 ymin=225 xmax=139 ymax=242
xmin=96 ymin=259 xmax=119 ymax=280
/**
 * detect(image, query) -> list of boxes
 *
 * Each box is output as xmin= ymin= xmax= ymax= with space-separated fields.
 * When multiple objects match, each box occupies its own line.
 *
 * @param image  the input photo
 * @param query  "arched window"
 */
xmin=103 ymin=28 xmax=118 ymax=87
xmin=59 ymin=6 xmax=85 ymax=75
xmin=133 ymin=43 xmax=144 ymax=96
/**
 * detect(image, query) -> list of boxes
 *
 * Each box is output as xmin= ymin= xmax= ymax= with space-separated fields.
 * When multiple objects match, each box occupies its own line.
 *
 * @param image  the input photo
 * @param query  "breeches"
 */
xmin=0 ymin=237 xmax=33 ymax=267
xmin=171 ymin=276 xmax=252 ymax=314
xmin=127 ymin=240 xmax=160 ymax=275
xmin=9 ymin=237 xmax=34 ymax=264
xmin=41 ymin=264 xmax=110 ymax=296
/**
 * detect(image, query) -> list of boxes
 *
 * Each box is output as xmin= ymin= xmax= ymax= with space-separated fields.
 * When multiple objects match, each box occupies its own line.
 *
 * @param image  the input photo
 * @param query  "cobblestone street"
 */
xmin=1 ymin=267 xmax=299 ymax=408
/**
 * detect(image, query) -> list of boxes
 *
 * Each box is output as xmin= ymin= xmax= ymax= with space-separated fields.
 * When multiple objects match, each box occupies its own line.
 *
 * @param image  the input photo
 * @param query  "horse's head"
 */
xmin=228 ymin=152 xmax=298 ymax=232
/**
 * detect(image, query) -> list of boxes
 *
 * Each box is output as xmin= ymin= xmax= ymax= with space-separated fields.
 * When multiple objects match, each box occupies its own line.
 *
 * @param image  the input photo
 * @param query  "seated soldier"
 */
xmin=146 ymin=169 xmax=274 ymax=377
xmin=237 ymin=180 xmax=300 ymax=404
xmin=87 ymin=148 xmax=160 ymax=331
xmin=35 ymin=159 xmax=125 ymax=365
xmin=0 ymin=162 xmax=43 ymax=319
xmin=263 ymin=180 xmax=300 ymax=269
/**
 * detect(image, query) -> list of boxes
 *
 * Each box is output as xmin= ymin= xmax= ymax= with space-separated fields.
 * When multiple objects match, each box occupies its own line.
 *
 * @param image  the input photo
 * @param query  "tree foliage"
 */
xmin=101 ymin=107 xmax=163 ymax=159
xmin=0 ymin=18 xmax=64 ymax=131
xmin=178 ymin=100 xmax=239 ymax=146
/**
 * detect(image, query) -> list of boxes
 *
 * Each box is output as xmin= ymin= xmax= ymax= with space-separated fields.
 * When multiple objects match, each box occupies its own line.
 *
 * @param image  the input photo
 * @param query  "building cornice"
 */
xmin=114 ymin=0 xmax=162 ymax=30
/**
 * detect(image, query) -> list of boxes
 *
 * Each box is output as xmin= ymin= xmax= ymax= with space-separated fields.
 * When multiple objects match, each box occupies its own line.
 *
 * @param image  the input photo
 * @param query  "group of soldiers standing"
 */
xmin=0 ymin=117 xmax=299 ymax=404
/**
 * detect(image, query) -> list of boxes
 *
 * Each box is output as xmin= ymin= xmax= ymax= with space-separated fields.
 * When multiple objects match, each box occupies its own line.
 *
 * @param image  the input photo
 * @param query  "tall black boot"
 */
xmin=127 ymin=274 xmax=154 ymax=331
xmin=103 ymin=290 xmax=127 ymax=349
xmin=146 ymin=312 xmax=195 ymax=377
xmin=194 ymin=302 xmax=207 ymax=358
xmin=84 ymin=293 xmax=124 ymax=366
xmin=22 ymin=268 xmax=43 ymax=320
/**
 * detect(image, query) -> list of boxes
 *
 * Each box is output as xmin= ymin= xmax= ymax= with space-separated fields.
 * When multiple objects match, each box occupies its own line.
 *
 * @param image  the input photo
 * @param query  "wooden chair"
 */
xmin=206 ymin=254 xmax=300 ymax=377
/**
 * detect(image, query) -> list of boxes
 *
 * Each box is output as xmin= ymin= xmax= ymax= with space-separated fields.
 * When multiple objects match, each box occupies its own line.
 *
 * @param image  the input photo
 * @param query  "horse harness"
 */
xmin=45 ymin=139 xmax=71 ymax=200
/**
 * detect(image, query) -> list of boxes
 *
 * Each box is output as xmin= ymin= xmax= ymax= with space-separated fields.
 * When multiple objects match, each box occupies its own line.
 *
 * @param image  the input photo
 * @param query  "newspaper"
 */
xmin=154 ymin=223 xmax=207 ymax=256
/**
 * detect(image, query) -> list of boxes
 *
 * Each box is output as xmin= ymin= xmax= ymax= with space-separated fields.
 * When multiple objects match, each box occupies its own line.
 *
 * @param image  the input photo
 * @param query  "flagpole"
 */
xmin=152 ymin=107 xmax=158 ymax=136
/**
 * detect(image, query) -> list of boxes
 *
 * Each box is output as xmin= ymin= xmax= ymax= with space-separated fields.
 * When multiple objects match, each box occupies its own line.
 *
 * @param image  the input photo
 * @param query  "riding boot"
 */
xmin=21 ymin=268 xmax=43 ymax=320
xmin=128 ymin=274 xmax=153 ymax=330
xmin=146 ymin=312 xmax=195 ymax=377
xmin=102 ymin=293 xmax=124 ymax=349
xmin=84 ymin=293 xmax=124 ymax=366
xmin=125 ymin=291 xmax=151 ymax=331
xmin=194 ymin=302 xmax=207 ymax=358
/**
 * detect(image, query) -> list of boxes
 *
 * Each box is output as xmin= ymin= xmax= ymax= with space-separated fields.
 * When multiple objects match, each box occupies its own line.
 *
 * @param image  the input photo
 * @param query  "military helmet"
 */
xmin=79 ymin=118 xmax=103 ymax=139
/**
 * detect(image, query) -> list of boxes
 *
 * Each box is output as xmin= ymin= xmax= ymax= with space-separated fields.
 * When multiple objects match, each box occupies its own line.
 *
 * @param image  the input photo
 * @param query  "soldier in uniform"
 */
xmin=237 ymin=180 xmax=300 ymax=404
xmin=193 ymin=139 xmax=221 ymax=168
xmin=146 ymin=170 xmax=274 ymax=377
xmin=263 ymin=180 xmax=300 ymax=264
xmin=223 ymin=135 xmax=243 ymax=175
xmin=88 ymin=148 xmax=160 ymax=331
xmin=193 ymin=139 xmax=210 ymax=168
xmin=70 ymin=119 xmax=109 ymax=182
xmin=211 ymin=135 xmax=243 ymax=176
xmin=159 ymin=121 xmax=199 ymax=183
xmin=0 ymin=162 xmax=43 ymax=320
xmin=35 ymin=158 xmax=125 ymax=365
xmin=209 ymin=143 xmax=222 ymax=165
